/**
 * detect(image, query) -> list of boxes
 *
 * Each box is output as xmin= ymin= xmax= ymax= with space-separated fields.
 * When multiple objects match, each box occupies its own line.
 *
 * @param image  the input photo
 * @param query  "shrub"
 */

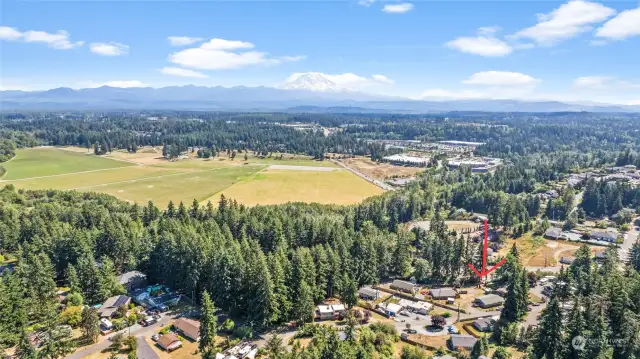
xmin=59 ymin=306 xmax=83 ymax=327
xmin=159 ymin=325 xmax=171 ymax=335
xmin=66 ymin=292 xmax=83 ymax=306
xmin=441 ymin=312 xmax=452 ymax=318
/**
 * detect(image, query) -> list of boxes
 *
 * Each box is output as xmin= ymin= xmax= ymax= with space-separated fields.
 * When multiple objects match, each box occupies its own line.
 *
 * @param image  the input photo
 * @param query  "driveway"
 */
xmin=523 ymin=283 xmax=547 ymax=328
xmin=65 ymin=312 xmax=175 ymax=359
xmin=137 ymin=337 xmax=160 ymax=359
xmin=619 ymin=217 xmax=639 ymax=262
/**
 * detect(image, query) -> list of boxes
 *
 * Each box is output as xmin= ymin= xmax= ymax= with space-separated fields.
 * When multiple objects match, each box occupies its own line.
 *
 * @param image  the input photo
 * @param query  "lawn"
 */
xmin=1 ymin=148 xmax=133 ymax=180
xmin=208 ymin=168 xmax=383 ymax=206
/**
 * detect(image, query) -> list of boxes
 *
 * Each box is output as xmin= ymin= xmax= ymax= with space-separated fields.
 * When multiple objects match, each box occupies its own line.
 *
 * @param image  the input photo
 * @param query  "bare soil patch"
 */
xmin=341 ymin=156 xmax=424 ymax=180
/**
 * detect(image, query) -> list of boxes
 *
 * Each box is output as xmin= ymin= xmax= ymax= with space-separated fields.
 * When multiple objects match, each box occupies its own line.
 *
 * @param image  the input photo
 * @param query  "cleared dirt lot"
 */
xmin=341 ymin=157 xmax=424 ymax=180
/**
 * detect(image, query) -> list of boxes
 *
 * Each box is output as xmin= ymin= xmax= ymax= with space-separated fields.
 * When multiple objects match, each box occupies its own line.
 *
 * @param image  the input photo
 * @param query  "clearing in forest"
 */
xmin=1 ymin=147 xmax=134 ymax=180
xmin=208 ymin=167 xmax=383 ymax=206
xmin=2 ymin=147 xmax=381 ymax=206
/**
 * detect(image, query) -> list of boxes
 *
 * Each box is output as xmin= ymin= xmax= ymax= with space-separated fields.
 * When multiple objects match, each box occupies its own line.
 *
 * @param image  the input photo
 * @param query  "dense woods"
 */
xmin=1 ymin=111 xmax=640 ymax=358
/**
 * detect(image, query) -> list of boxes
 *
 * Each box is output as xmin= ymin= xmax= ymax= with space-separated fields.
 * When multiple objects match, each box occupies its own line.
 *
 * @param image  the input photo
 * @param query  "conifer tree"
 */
xmin=534 ymin=296 xmax=564 ymax=359
xmin=199 ymin=290 xmax=218 ymax=354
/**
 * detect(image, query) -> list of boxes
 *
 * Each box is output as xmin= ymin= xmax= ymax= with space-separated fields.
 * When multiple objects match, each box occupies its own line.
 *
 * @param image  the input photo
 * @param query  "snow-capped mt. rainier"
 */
xmin=280 ymin=72 xmax=345 ymax=92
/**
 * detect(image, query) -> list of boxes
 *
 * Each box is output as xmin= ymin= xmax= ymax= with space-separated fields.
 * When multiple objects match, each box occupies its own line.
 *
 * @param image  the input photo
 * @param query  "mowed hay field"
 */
xmin=1 ymin=147 xmax=133 ymax=180
xmin=208 ymin=168 xmax=384 ymax=206
xmin=2 ymin=147 xmax=383 ymax=206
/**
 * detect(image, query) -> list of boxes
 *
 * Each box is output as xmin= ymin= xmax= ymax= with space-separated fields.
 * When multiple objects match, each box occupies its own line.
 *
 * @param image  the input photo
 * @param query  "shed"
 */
xmin=317 ymin=305 xmax=334 ymax=320
xmin=380 ymin=303 xmax=403 ymax=316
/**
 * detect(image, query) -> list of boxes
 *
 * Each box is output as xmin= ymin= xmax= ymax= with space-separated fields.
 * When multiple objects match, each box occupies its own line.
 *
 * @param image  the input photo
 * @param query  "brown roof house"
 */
xmin=157 ymin=333 xmax=182 ymax=352
xmin=173 ymin=318 xmax=201 ymax=342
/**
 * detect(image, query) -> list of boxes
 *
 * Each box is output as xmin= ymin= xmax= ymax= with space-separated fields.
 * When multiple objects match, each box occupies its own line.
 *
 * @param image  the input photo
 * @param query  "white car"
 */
xmin=151 ymin=334 xmax=160 ymax=342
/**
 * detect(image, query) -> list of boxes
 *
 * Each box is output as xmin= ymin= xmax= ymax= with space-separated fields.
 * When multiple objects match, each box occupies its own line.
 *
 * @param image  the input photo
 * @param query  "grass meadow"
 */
xmin=2 ymin=147 xmax=382 ymax=206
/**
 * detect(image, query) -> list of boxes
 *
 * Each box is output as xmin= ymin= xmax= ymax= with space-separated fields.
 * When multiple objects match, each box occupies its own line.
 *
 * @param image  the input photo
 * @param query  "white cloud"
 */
xmin=382 ymin=3 xmax=414 ymax=13
xmin=90 ymin=42 xmax=129 ymax=56
xmin=372 ymin=74 xmax=394 ymax=84
xmin=446 ymin=35 xmax=513 ymax=57
xmin=280 ymin=55 xmax=307 ymax=62
xmin=168 ymin=37 xmax=299 ymax=70
xmin=200 ymin=38 xmax=254 ymax=50
xmin=358 ymin=0 xmax=375 ymax=6
xmin=595 ymin=8 xmax=640 ymax=40
xmin=90 ymin=80 xmax=148 ymax=88
xmin=0 ymin=26 xmax=24 ymax=41
xmin=0 ymin=26 xmax=83 ymax=49
xmin=573 ymin=76 xmax=640 ymax=90
xmin=462 ymin=71 xmax=540 ymax=86
xmin=160 ymin=67 xmax=208 ymax=78
xmin=168 ymin=36 xmax=204 ymax=46
xmin=511 ymin=0 xmax=616 ymax=45
xmin=573 ymin=76 xmax=613 ymax=89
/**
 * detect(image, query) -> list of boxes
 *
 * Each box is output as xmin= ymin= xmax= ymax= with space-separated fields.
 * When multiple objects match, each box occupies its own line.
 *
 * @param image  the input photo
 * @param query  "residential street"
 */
xmin=65 ymin=312 xmax=175 ymax=359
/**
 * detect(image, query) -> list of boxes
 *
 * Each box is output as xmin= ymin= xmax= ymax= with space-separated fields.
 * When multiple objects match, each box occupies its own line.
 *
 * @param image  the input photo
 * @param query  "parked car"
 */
xmin=399 ymin=311 xmax=410 ymax=317
xmin=405 ymin=329 xmax=417 ymax=334
xmin=447 ymin=326 xmax=459 ymax=334
xmin=151 ymin=334 xmax=160 ymax=342
xmin=153 ymin=314 xmax=161 ymax=320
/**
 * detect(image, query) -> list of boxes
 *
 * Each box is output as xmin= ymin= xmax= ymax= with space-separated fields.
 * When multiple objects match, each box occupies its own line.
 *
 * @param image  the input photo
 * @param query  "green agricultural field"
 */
xmin=208 ymin=168 xmax=383 ymax=206
xmin=2 ymin=148 xmax=133 ymax=180
xmin=80 ymin=165 xmax=265 ymax=205
xmin=2 ymin=147 xmax=383 ymax=206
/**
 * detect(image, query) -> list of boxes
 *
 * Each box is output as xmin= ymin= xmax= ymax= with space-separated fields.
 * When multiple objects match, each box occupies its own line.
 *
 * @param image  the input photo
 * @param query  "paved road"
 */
xmin=65 ymin=313 xmax=174 ymax=359
xmin=137 ymin=337 xmax=160 ymax=359
xmin=331 ymin=160 xmax=394 ymax=191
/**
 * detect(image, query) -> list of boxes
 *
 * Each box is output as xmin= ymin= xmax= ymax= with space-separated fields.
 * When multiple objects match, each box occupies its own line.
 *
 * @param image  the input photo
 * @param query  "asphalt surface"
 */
xmin=137 ymin=337 xmax=160 ymax=359
xmin=619 ymin=216 xmax=639 ymax=262
xmin=65 ymin=312 xmax=174 ymax=359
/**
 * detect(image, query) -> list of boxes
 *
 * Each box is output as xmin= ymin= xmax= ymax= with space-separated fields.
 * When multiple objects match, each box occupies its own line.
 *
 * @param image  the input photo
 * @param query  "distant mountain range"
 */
xmin=2 ymin=85 xmax=639 ymax=113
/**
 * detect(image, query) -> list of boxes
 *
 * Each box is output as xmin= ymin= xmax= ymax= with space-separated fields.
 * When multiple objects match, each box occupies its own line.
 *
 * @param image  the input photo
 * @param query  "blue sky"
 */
xmin=1 ymin=0 xmax=640 ymax=104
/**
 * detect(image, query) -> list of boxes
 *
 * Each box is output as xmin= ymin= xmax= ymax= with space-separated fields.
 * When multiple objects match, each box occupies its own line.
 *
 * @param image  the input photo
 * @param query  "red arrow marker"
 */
xmin=468 ymin=219 xmax=507 ymax=285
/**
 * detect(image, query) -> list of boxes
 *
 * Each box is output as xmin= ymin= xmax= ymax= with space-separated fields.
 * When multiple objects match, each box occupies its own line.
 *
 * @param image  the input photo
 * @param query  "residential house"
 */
xmin=391 ymin=279 xmax=417 ymax=293
xmin=544 ymin=227 xmax=567 ymax=240
xmin=474 ymin=294 xmax=504 ymax=308
xmin=590 ymin=231 xmax=619 ymax=243
xmin=399 ymin=299 xmax=432 ymax=315
xmin=97 ymin=295 xmax=131 ymax=318
xmin=560 ymin=256 xmax=575 ymax=265
xmin=117 ymin=271 xmax=147 ymax=292
xmin=157 ymin=333 xmax=182 ymax=352
xmin=430 ymin=288 xmax=458 ymax=300
xmin=378 ymin=302 xmax=403 ymax=316
xmin=473 ymin=317 xmax=496 ymax=332
xmin=449 ymin=334 xmax=478 ymax=351
xmin=358 ymin=287 xmax=381 ymax=300
xmin=173 ymin=318 xmax=201 ymax=342
xmin=317 ymin=305 xmax=334 ymax=320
